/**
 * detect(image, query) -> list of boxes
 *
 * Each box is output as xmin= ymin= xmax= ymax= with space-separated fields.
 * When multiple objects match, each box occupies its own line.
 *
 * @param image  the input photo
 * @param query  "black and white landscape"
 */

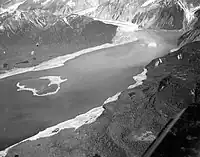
xmin=0 ymin=0 xmax=200 ymax=157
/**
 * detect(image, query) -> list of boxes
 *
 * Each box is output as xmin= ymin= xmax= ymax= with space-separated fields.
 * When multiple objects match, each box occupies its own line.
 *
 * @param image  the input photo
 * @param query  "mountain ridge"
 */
xmin=1 ymin=0 xmax=200 ymax=31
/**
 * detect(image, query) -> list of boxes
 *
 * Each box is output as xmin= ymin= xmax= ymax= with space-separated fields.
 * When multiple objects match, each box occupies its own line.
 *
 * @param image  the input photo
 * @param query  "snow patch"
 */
xmin=128 ymin=68 xmax=148 ymax=89
xmin=66 ymin=0 xmax=76 ymax=7
xmin=158 ymin=58 xmax=162 ymax=63
xmin=0 ymin=1 xmax=26 ymax=15
xmin=93 ymin=18 xmax=139 ymax=31
xmin=142 ymin=0 xmax=158 ymax=7
xmin=170 ymin=47 xmax=180 ymax=53
xmin=155 ymin=60 xmax=159 ymax=67
xmin=155 ymin=58 xmax=162 ymax=67
xmin=16 ymin=76 xmax=67 ymax=96
xmin=177 ymin=54 xmax=182 ymax=60
xmin=0 ymin=25 xmax=4 ymax=31
xmin=41 ymin=0 xmax=54 ymax=6
xmin=103 ymin=92 xmax=121 ymax=105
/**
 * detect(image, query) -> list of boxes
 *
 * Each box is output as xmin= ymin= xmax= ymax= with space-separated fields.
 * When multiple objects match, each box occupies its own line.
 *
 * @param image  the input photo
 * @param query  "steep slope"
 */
xmin=1 ymin=0 xmax=200 ymax=32
xmin=0 ymin=13 xmax=117 ymax=71
xmin=178 ymin=8 xmax=200 ymax=47
xmin=90 ymin=0 xmax=200 ymax=30
xmin=0 ymin=0 xmax=97 ymax=16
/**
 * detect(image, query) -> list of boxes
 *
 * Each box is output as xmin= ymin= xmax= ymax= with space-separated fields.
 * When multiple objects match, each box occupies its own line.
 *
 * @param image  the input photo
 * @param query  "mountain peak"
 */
xmin=1 ymin=0 xmax=200 ymax=32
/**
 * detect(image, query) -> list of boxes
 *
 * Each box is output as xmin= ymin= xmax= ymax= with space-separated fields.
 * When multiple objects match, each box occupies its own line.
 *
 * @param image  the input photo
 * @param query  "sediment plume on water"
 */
xmin=0 ymin=68 xmax=148 ymax=157
xmin=148 ymin=42 xmax=157 ymax=47
xmin=16 ymin=76 xmax=67 ymax=96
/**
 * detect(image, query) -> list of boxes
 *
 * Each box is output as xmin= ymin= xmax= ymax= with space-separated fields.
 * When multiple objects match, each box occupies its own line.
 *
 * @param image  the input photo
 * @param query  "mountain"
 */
xmin=1 ymin=0 xmax=200 ymax=32
xmin=0 ymin=0 xmax=120 ymax=72
xmin=1 ymin=0 xmax=200 ymax=157
xmin=178 ymin=8 xmax=200 ymax=46
xmin=0 ymin=0 xmax=200 ymax=71
xmin=90 ymin=0 xmax=200 ymax=30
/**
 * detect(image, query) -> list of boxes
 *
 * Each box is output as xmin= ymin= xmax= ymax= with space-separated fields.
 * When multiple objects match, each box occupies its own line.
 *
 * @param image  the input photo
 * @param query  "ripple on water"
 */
xmin=16 ymin=76 xmax=67 ymax=96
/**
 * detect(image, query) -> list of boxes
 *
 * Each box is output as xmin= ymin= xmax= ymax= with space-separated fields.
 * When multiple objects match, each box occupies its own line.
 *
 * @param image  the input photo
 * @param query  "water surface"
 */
xmin=0 ymin=29 xmax=180 ymax=150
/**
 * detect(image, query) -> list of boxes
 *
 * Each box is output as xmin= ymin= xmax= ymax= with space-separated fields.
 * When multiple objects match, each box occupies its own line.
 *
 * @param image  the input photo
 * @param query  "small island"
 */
xmin=16 ymin=76 xmax=67 ymax=96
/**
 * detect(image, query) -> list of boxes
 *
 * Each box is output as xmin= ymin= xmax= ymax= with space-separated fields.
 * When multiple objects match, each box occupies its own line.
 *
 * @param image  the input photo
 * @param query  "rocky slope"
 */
xmin=91 ymin=0 xmax=200 ymax=30
xmin=0 ymin=13 xmax=117 ymax=72
xmin=1 ymin=0 xmax=200 ymax=33
xmin=178 ymin=8 xmax=200 ymax=47
xmin=0 ymin=0 xmax=115 ymax=72
xmin=151 ymin=102 xmax=200 ymax=157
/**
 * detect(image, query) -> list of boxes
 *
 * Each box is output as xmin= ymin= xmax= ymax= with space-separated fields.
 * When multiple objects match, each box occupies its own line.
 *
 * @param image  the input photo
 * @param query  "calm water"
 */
xmin=0 ymin=29 xmax=181 ymax=150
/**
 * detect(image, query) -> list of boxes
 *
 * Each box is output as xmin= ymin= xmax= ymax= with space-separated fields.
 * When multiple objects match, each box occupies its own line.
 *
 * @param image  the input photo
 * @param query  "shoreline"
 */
xmin=0 ymin=67 xmax=147 ymax=157
xmin=16 ymin=76 xmax=68 ymax=96
xmin=0 ymin=43 xmax=117 ymax=80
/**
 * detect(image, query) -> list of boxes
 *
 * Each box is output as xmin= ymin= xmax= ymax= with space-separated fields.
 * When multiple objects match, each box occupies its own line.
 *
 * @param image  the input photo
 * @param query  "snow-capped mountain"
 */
xmin=1 ymin=0 xmax=200 ymax=31
xmin=90 ymin=0 xmax=200 ymax=30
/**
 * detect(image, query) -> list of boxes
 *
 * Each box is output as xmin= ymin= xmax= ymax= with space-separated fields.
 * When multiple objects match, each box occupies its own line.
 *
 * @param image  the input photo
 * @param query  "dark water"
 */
xmin=0 ymin=28 xmax=180 ymax=150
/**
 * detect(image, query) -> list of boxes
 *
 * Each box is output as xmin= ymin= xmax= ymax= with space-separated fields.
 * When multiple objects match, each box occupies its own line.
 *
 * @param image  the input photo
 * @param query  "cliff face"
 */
xmin=1 ymin=0 xmax=200 ymax=33
xmin=178 ymin=9 xmax=200 ymax=47
xmin=89 ymin=0 xmax=200 ymax=30
xmin=0 ymin=16 xmax=117 ymax=71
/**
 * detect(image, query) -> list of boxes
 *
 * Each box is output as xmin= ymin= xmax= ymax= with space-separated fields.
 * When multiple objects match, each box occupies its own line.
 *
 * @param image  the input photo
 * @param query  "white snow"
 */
xmin=74 ymin=7 xmax=98 ymax=16
xmin=17 ymin=76 xmax=67 ymax=96
xmin=155 ymin=60 xmax=159 ymax=67
xmin=170 ymin=47 xmax=180 ymax=53
xmin=177 ymin=54 xmax=182 ymax=60
xmin=141 ymin=0 xmax=158 ymax=7
xmin=93 ymin=18 xmax=139 ymax=31
xmin=154 ymin=58 xmax=163 ymax=67
xmin=0 ymin=25 xmax=4 ymax=30
xmin=158 ymin=58 xmax=162 ymax=63
xmin=0 ymin=1 xmax=26 ymax=15
xmin=66 ymin=0 xmax=76 ymax=7
xmin=103 ymin=92 xmax=121 ymax=105
xmin=128 ymin=68 xmax=147 ymax=89
xmin=17 ymin=82 xmax=39 ymax=95
xmin=41 ymin=0 xmax=54 ymax=6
